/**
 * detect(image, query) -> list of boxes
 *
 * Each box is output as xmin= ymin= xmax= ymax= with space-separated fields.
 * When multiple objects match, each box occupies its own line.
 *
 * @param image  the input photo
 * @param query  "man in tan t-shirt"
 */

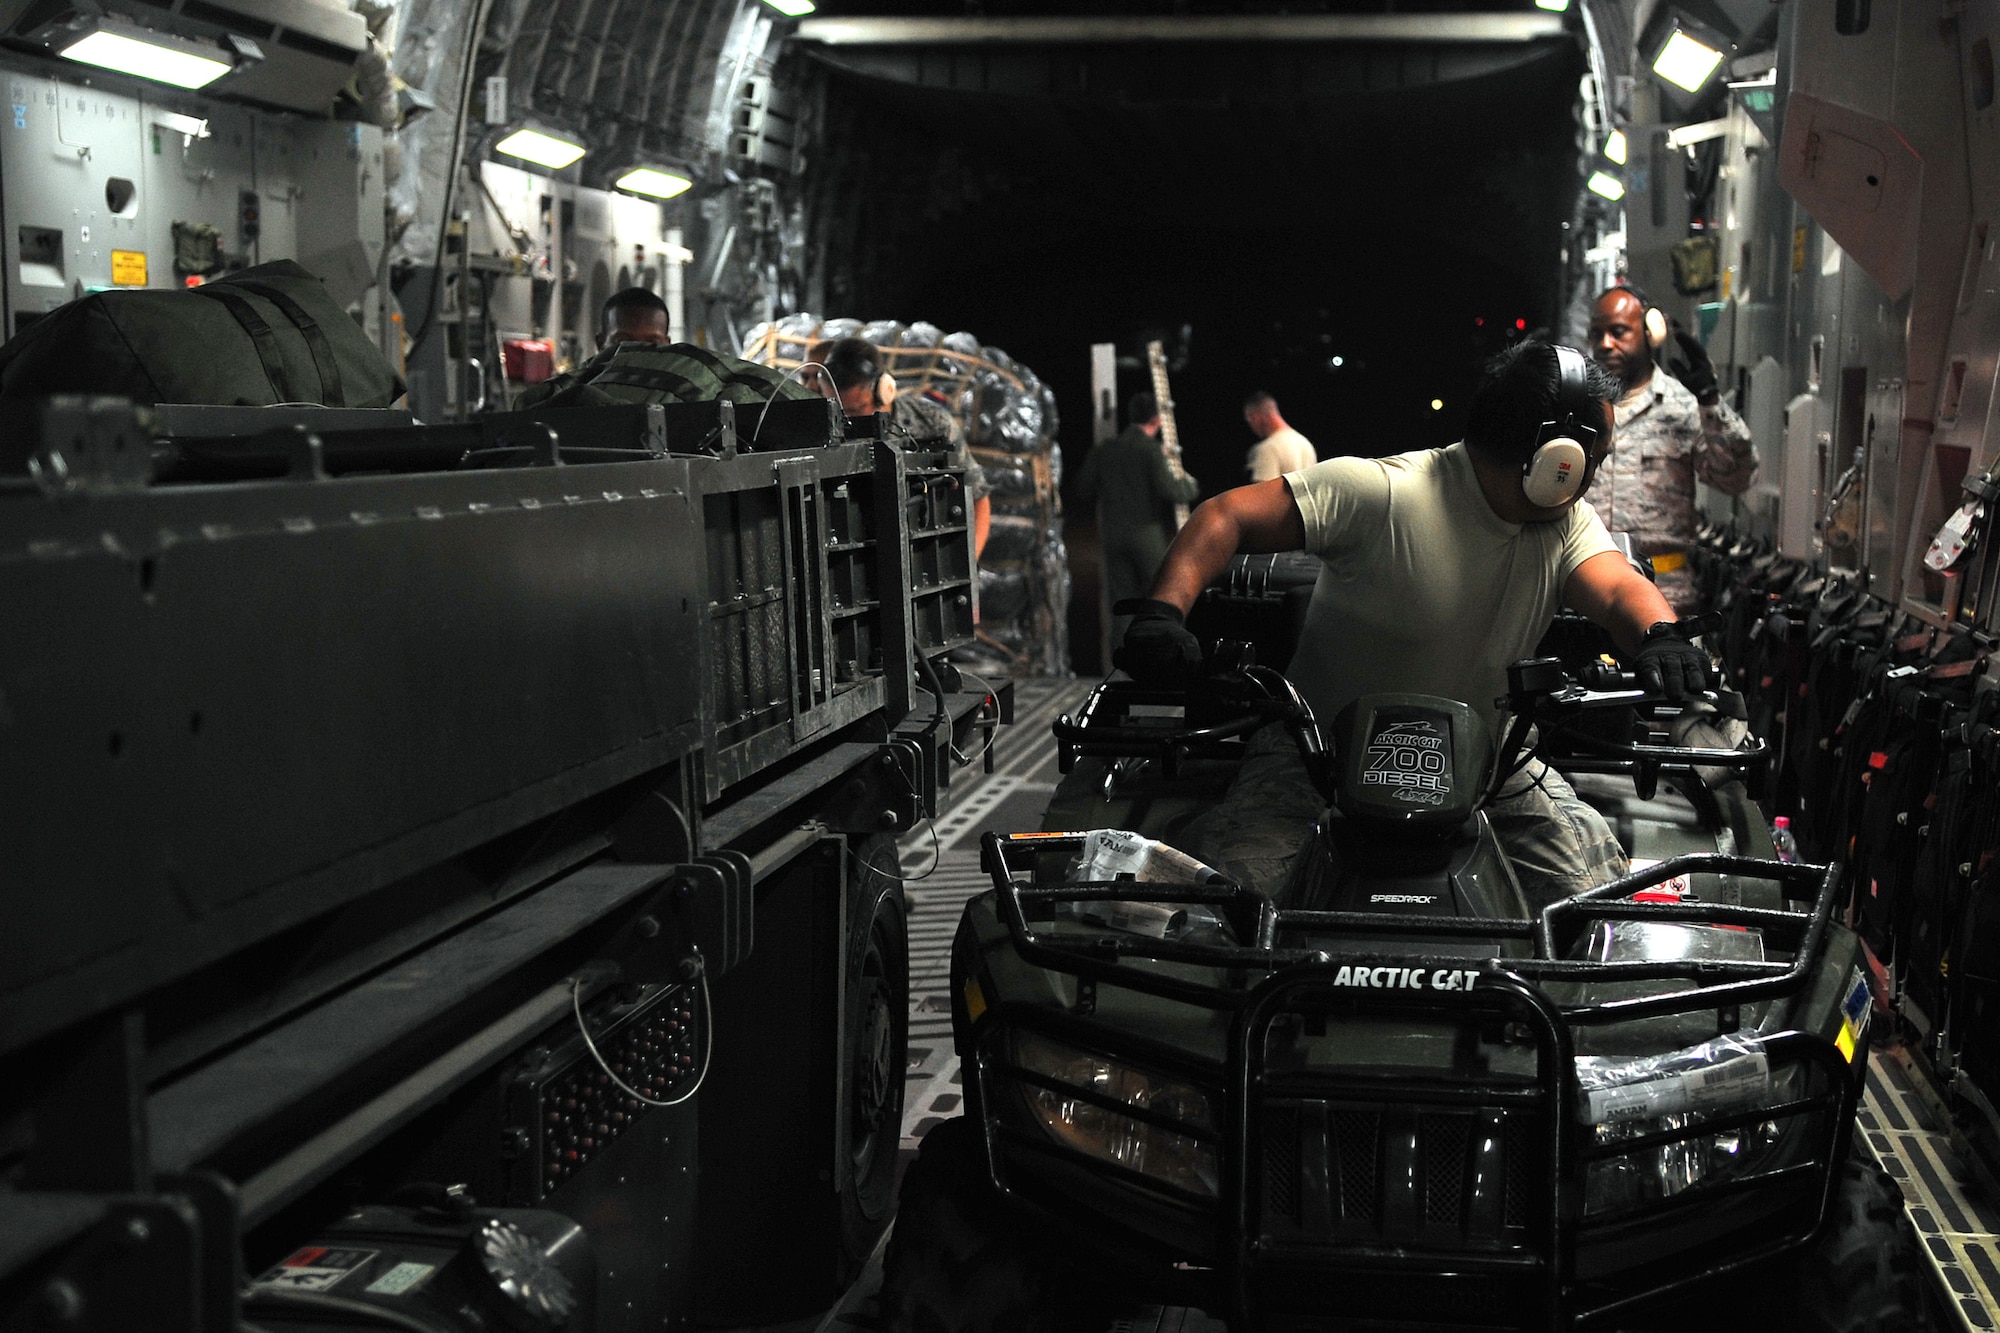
xmin=1242 ymin=391 xmax=1318 ymax=482
xmin=1118 ymin=342 xmax=1706 ymax=907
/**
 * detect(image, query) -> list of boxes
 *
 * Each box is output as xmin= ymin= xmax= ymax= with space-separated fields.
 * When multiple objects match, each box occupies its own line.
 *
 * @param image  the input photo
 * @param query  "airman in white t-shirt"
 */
xmin=1242 ymin=392 xmax=1318 ymax=482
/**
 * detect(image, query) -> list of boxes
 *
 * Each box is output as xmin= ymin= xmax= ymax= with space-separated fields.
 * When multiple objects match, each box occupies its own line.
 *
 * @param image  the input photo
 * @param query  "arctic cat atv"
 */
xmin=880 ymin=623 xmax=1928 ymax=1331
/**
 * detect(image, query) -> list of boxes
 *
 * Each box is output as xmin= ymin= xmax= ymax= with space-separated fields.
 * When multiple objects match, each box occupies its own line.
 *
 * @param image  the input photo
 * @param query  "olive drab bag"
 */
xmin=0 ymin=259 xmax=404 ymax=408
xmin=517 ymin=341 xmax=819 ymax=411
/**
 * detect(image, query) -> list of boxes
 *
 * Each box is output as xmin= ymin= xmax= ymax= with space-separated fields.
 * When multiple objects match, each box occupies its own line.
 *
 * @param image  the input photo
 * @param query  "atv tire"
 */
xmin=879 ymin=1116 xmax=1117 ymax=1333
xmin=1796 ymin=1148 xmax=1934 ymax=1333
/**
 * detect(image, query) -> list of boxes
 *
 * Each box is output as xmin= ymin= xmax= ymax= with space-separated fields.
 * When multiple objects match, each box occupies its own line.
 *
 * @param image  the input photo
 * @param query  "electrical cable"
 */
xmin=568 ymin=954 xmax=711 ymax=1108
xmin=751 ymin=359 xmax=836 ymax=444
xmin=404 ymin=0 xmax=496 ymax=351
xmin=242 ymin=1288 xmax=454 ymax=1333
xmin=952 ymin=665 xmax=1003 ymax=765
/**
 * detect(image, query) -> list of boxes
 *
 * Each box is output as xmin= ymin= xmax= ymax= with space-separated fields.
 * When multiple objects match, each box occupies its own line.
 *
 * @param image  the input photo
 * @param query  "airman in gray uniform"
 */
xmin=1587 ymin=288 xmax=1758 ymax=615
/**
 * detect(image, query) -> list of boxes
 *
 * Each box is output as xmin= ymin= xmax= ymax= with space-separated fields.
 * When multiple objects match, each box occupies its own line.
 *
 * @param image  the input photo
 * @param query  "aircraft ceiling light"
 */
xmin=1651 ymin=21 xmax=1728 ymax=95
xmin=57 ymin=18 xmax=236 ymax=89
xmin=1603 ymin=129 xmax=1628 ymax=165
xmin=1586 ymin=171 xmax=1626 ymax=202
xmin=761 ymin=0 xmax=816 ymax=15
xmin=614 ymin=167 xmax=695 ymax=199
xmin=496 ymin=126 xmax=588 ymax=170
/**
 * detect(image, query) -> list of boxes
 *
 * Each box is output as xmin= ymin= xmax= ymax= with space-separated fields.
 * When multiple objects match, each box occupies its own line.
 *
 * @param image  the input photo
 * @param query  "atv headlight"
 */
xmin=1582 ymin=1065 xmax=1804 ymax=1217
xmin=1008 ymin=1030 xmax=1220 ymax=1199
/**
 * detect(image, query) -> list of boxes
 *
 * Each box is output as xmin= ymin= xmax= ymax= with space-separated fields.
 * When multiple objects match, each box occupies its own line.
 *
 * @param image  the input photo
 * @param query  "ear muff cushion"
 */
xmin=1644 ymin=307 xmax=1669 ymax=349
xmin=1523 ymin=438 xmax=1589 ymax=507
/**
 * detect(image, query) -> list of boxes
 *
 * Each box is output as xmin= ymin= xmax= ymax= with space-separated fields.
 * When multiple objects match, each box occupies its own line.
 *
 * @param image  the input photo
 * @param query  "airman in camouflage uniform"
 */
xmin=1588 ymin=288 xmax=1758 ymax=615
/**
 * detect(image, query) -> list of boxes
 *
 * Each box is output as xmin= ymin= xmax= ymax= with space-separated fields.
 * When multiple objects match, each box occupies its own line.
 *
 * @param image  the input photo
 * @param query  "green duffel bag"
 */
xmin=0 ymin=259 xmax=404 ymax=407
xmin=516 ymin=341 xmax=819 ymax=411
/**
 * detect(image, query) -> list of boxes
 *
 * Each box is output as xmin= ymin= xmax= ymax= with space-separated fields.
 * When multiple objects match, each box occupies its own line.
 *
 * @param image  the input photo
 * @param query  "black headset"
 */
xmin=1520 ymin=345 xmax=1604 ymax=508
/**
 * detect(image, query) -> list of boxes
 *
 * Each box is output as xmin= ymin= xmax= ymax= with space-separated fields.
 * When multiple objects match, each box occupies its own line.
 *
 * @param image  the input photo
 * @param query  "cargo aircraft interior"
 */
xmin=5 ymin=0 xmax=2000 ymax=1330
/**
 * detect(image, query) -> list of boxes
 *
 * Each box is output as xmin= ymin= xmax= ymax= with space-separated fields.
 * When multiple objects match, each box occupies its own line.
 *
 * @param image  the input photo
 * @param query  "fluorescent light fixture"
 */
xmin=615 ymin=167 xmax=694 ymax=199
xmin=496 ymin=127 xmax=587 ymax=170
xmin=60 ymin=25 xmax=231 ymax=89
xmin=1604 ymin=129 xmax=1628 ymax=165
xmin=1652 ymin=28 xmax=1726 ymax=94
xmin=151 ymin=110 xmax=210 ymax=140
xmin=1534 ymin=0 xmax=1571 ymax=10
xmin=762 ymin=0 xmax=816 ymax=14
xmin=1586 ymin=171 xmax=1627 ymax=201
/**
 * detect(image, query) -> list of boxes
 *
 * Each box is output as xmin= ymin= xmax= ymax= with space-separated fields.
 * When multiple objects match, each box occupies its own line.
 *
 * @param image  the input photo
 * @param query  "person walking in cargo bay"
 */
xmin=1077 ymin=390 xmax=1202 ymax=649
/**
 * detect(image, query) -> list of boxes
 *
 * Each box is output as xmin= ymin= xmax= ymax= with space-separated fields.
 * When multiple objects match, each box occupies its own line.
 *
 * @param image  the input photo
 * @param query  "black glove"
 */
xmin=1665 ymin=324 xmax=1719 ymax=404
xmin=1634 ymin=621 xmax=1710 ymax=702
xmin=1113 ymin=599 xmax=1201 ymax=687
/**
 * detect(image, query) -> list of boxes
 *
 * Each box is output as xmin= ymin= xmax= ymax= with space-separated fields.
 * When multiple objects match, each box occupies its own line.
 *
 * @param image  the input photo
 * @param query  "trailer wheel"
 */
xmin=880 ymin=1116 xmax=1114 ymax=1333
xmin=1796 ymin=1148 xmax=1934 ymax=1333
xmin=840 ymin=833 xmax=909 ymax=1275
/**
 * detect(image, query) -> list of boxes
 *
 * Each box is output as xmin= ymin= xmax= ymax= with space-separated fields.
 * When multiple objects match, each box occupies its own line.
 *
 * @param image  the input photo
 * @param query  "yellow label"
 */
xmin=1006 ymin=831 xmax=1070 ymax=840
xmin=1792 ymin=226 xmax=1808 ymax=274
xmin=963 ymin=978 xmax=987 ymax=1024
xmin=110 ymin=250 xmax=147 ymax=286
xmin=1651 ymin=551 xmax=1688 ymax=573
xmin=1835 ymin=1020 xmax=1857 ymax=1062
xmin=1721 ymin=268 xmax=1734 ymax=299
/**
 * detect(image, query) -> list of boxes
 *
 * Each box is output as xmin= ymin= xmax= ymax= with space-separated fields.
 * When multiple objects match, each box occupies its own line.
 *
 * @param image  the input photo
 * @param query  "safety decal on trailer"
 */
xmin=255 ymin=1246 xmax=378 ymax=1293
xmin=1836 ymin=968 xmax=1870 ymax=1063
xmin=364 ymin=1262 xmax=438 ymax=1296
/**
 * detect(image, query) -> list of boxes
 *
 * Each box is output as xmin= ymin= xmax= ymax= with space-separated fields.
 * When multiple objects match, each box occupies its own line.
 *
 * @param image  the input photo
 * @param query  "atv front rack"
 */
xmin=973 ymin=832 xmax=1860 ymax=1330
xmin=981 ymin=832 xmax=1839 ymax=1026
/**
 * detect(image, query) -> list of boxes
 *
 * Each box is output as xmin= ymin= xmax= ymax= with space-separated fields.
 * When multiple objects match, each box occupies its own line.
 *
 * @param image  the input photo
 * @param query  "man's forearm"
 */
xmin=1147 ymin=501 xmax=1241 ymax=612
xmin=1146 ymin=482 xmax=1305 ymax=612
xmin=1605 ymin=578 xmax=1676 ymax=657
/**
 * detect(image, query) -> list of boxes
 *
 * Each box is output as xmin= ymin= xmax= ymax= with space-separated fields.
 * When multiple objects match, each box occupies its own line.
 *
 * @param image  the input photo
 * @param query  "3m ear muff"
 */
xmin=1618 ymin=283 xmax=1669 ymax=349
xmin=1521 ymin=345 xmax=1603 ymax=509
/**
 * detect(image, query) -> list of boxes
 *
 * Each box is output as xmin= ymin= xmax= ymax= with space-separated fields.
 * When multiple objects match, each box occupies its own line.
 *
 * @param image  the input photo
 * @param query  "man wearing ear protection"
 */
xmin=1118 ymin=341 xmax=1704 ymax=907
xmin=811 ymin=337 xmax=992 ymax=557
xmin=1587 ymin=286 xmax=1758 ymax=615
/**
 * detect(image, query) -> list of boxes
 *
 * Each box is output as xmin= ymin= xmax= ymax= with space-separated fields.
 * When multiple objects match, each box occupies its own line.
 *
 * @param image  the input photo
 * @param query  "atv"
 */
xmin=880 ymin=603 xmax=1927 ymax=1332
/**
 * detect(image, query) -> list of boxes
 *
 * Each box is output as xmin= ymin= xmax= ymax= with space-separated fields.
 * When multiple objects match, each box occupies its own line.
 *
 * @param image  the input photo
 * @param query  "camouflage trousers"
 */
xmin=1178 ymin=727 xmax=1629 ymax=913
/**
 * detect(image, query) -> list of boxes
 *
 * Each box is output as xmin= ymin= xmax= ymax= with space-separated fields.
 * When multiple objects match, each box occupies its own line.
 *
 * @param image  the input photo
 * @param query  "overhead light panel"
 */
xmin=1534 ymin=0 xmax=1571 ymax=10
xmin=1652 ymin=26 xmax=1726 ymax=94
xmin=496 ymin=127 xmax=587 ymax=170
xmin=59 ymin=22 xmax=232 ymax=89
xmin=761 ymin=0 xmax=815 ymax=14
xmin=615 ymin=167 xmax=694 ymax=199
xmin=1586 ymin=171 xmax=1627 ymax=201
xmin=1603 ymin=129 xmax=1628 ymax=165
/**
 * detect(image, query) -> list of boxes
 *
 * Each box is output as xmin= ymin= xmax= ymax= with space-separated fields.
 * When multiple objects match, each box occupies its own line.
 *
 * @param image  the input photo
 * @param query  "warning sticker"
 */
xmin=1836 ymin=968 xmax=1871 ymax=1062
xmin=1584 ymin=1052 xmax=1771 ymax=1125
xmin=110 ymin=250 xmax=146 ymax=286
xmin=1626 ymin=858 xmax=1693 ymax=900
xmin=364 ymin=1262 xmax=437 ymax=1296
xmin=255 ymin=1246 xmax=377 ymax=1293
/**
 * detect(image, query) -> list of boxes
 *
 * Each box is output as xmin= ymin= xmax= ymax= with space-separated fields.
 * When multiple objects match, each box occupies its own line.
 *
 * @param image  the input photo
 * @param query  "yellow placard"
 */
xmin=110 ymin=250 xmax=147 ymax=286
xmin=1792 ymin=226 xmax=1808 ymax=274
xmin=1721 ymin=268 xmax=1734 ymax=299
